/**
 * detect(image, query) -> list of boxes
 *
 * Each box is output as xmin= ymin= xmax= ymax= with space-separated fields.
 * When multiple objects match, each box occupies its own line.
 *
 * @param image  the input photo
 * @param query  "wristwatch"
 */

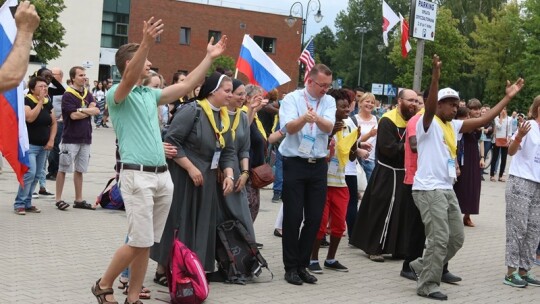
xmin=77 ymin=108 xmax=83 ymax=113
xmin=226 ymin=176 xmax=234 ymax=181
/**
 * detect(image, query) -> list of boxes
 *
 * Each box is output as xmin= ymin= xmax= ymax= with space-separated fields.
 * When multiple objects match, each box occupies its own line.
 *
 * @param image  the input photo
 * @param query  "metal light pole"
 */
xmin=286 ymin=0 xmax=323 ymax=86
xmin=356 ymin=27 xmax=368 ymax=87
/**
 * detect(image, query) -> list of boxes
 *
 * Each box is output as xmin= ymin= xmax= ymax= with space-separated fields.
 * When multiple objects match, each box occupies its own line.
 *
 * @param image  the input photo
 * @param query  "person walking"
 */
xmin=502 ymin=97 xmax=540 ymax=288
xmin=490 ymin=108 xmax=512 ymax=182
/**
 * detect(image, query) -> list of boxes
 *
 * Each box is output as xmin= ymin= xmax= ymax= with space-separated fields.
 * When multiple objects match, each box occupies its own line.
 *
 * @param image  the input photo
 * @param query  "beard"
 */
xmin=399 ymin=103 xmax=416 ymax=121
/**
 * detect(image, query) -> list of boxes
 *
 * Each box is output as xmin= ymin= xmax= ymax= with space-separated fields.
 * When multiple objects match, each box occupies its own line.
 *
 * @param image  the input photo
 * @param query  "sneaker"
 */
xmin=503 ymin=272 xmax=527 ymax=288
xmin=14 ymin=208 xmax=26 ymax=215
xmin=38 ymin=188 xmax=54 ymax=196
xmin=308 ymin=262 xmax=323 ymax=274
xmin=271 ymin=193 xmax=281 ymax=203
xmin=32 ymin=192 xmax=39 ymax=199
xmin=25 ymin=206 xmax=41 ymax=213
xmin=521 ymin=273 xmax=540 ymax=287
xmin=324 ymin=260 xmax=348 ymax=272
xmin=320 ymin=238 xmax=330 ymax=248
xmin=255 ymin=242 xmax=263 ymax=249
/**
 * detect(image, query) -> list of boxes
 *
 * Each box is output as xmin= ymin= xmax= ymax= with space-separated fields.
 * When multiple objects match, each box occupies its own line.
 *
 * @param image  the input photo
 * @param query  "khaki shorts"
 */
xmin=59 ymin=143 xmax=91 ymax=173
xmin=119 ymin=169 xmax=173 ymax=248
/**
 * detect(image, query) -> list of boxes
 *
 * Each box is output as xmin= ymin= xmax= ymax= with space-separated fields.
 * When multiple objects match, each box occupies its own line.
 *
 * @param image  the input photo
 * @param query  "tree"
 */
xmin=520 ymin=0 xmax=540 ymax=113
xmin=470 ymin=1 xmax=527 ymax=111
xmin=209 ymin=55 xmax=236 ymax=75
xmin=0 ymin=0 xmax=67 ymax=63
xmin=313 ymin=26 xmax=336 ymax=66
xmin=389 ymin=7 xmax=470 ymax=92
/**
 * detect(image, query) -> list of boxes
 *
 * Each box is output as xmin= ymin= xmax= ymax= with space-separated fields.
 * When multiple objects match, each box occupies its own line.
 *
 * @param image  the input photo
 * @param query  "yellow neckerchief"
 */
xmin=241 ymin=105 xmax=268 ymax=140
xmin=271 ymin=114 xmax=279 ymax=132
xmin=335 ymin=125 xmax=359 ymax=168
xmin=198 ymin=98 xmax=230 ymax=148
xmin=66 ymin=86 xmax=88 ymax=108
xmin=229 ymin=108 xmax=242 ymax=141
xmin=26 ymin=93 xmax=49 ymax=105
xmin=434 ymin=115 xmax=457 ymax=159
xmin=382 ymin=108 xmax=407 ymax=128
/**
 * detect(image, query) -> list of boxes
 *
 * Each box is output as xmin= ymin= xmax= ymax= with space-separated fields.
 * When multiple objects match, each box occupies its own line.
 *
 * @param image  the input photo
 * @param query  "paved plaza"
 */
xmin=0 ymin=127 xmax=538 ymax=303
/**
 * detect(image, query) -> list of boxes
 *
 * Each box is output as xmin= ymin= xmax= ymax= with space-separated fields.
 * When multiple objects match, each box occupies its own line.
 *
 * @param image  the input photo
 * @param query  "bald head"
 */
xmin=51 ymin=67 xmax=63 ymax=83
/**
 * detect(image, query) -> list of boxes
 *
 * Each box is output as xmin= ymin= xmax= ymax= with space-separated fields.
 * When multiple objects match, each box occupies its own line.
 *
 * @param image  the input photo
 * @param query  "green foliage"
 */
xmin=520 ymin=0 xmax=540 ymax=113
xmin=313 ymin=26 xmax=336 ymax=66
xmin=209 ymin=55 xmax=236 ymax=75
xmin=389 ymin=7 xmax=470 ymax=91
xmin=0 ymin=0 xmax=67 ymax=62
xmin=470 ymin=1 xmax=526 ymax=110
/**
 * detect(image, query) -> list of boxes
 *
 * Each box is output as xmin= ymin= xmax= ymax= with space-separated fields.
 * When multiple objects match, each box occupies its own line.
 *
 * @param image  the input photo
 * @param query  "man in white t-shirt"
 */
xmin=409 ymin=55 xmax=525 ymax=300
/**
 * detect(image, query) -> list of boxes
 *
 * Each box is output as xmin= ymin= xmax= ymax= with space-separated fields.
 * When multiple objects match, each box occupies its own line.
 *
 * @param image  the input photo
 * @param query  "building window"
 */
xmin=180 ymin=27 xmax=191 ymax=45
xmin=116 ymin=23 xmax=128 ymax=36
xmin=253 ymin=36 xmax=276 ymax=54
xmin=208 ymin=30 xmax=221 ymax=43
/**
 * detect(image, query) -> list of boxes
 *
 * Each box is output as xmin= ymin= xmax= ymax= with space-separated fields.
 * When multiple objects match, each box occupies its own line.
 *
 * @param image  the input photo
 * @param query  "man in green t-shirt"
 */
xmin=91 ymin=17 xmax=228 ymax=304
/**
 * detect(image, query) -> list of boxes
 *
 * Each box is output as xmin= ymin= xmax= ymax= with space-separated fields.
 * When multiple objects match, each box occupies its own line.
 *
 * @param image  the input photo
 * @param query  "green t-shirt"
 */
xmin=106 ymin=84 xmax=166 ymax=166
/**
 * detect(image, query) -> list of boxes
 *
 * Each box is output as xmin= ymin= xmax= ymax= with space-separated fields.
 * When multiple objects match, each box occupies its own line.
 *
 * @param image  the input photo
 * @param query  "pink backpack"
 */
xmin=165 ymin=232 xmax=209 ymax=304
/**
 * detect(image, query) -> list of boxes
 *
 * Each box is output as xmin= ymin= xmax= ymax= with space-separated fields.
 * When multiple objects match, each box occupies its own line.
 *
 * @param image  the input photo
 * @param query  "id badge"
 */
xmin=211 ymin=148 xmax=222 ymax=169
xmin=447 ymin=159 xmax=457 ymax=179
xmin=328 ymin=157 xmax=339 ymax=175
xmin=298 ymin=135 xmax=316 ymax=155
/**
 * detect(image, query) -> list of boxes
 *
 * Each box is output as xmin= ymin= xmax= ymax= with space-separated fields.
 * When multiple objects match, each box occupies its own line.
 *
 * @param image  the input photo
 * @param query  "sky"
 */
xmin=181 ymin=0 xmax=350 ymax=38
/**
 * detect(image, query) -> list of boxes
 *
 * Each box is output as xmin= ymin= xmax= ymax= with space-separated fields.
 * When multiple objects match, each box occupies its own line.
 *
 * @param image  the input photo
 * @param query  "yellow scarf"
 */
xmin=199 ymin=99 xmax=230 ymax=148
xmin=335 ymin=126 xmax=359 ymax=168
xmin=382 ymin=108 xmax=407 ymax=128
xmin=230 ymin=109 xmax=242 ymax=141
xmin=66 ymin=86 xmax=88 ymax=107
xmin=271 ymin=114 xmax=279 ymax=133
xmin=241 ymin=106 xmax=267 ymax=140
xmin=26 ymin=94 xmax=49 ymax=105
xmin=434 ymin=115 xmax=457 ymax=159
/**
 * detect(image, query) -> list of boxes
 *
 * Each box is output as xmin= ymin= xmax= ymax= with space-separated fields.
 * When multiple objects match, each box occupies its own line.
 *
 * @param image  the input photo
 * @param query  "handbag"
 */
xmin=250 ymin=163 xmax=274 ymax=189
xmin=495 ymin=137 xmax=508 ymax=147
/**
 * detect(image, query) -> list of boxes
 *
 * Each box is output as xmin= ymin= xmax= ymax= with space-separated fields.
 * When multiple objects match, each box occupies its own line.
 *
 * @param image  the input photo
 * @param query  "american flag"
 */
xmin=299 ymin=38 xmax=315 ymax=85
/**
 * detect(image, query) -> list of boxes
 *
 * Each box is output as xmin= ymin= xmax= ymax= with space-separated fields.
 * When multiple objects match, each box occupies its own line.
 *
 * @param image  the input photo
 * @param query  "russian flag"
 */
xmin=0 ymin=0 xmax=30 ymax=185
xmin=236 ymin=34 xmax=290 ymax=92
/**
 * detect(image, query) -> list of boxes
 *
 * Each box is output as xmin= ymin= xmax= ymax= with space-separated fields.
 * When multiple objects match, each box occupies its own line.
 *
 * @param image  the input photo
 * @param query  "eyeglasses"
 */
xmin=401 ymin=98 xmax=420 ymax=103
xmin=313 ymin=80 xmax=332 ymax=89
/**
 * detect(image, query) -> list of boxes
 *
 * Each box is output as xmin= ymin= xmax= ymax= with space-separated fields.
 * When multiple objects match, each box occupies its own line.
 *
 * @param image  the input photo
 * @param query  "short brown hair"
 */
xmin=309 ymin=64 xmax=332 ymax=78
xmin=115 ymin=43 xmax=140 ymax=76
xmin=69 ymin=66 xmax=85 ymax=81
xmin=529 ymin=95 xmax=540 ymax=119
xmin=467 ymin=98 xmax=482 ymax=110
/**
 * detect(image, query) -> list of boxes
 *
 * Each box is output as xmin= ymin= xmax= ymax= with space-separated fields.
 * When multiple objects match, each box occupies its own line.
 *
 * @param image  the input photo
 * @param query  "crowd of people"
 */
xmin=1 ymin=5 xmax=540 ymax=304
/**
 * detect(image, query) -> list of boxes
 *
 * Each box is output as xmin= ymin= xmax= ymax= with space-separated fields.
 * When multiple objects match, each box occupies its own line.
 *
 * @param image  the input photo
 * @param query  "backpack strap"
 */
xmin=216 ymin=221 xmax=246 ymax=285
xmin=232 ymin=220 xmax=274 ymax=281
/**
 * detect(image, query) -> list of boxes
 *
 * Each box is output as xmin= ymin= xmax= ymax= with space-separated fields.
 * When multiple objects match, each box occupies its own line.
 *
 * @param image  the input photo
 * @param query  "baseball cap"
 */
xmin=437 ymin=88 xmax=459 ymax=102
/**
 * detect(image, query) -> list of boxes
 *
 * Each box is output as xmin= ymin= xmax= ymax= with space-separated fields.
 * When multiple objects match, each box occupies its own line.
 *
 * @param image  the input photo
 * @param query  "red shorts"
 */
xmin=317 ymin=186 xmax=349 ymax=239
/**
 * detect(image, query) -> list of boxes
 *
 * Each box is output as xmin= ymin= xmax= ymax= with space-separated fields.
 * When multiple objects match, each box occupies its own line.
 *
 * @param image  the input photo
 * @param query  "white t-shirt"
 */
xmin=509 ymin=120 xmax=540 ymax=183
xmin=344 ymin=117 xmax=359 ymax=175
xmin=413 ymin=116 xmax=464 ymax=190
xmin=355 ymin=114 xmax=378 ymax=161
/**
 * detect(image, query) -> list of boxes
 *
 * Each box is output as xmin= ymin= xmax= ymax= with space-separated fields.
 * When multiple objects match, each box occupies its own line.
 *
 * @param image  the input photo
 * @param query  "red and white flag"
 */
xmin=400 ymin=13 xmax=411 ymax=58
xmin=382 ymin=0 xmax=400 ymax=47
xmin=299 ymin=37 xmax=315 ymax=85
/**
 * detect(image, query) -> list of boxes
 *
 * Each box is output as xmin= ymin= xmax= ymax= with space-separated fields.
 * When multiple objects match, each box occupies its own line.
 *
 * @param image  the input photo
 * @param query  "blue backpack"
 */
xmin=96 ymin=177 xmax=125 ymax=210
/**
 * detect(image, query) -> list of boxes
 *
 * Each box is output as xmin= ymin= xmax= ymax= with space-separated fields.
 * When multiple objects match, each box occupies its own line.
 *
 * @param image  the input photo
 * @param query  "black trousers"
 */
xmin=345 ymin=175 xmax=358 ymax=239
xmin=47 ymin=121 xmax=63 ymax=176
xmin=281 ymin=157 xmax=328 ymax=272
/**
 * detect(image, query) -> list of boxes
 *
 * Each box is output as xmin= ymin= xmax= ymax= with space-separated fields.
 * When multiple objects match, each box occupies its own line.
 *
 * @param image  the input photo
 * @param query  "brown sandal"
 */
xmin=91 ymin=278 xmax=118 ymax=304
xmin=123 ymin=285 xmax=151 ymax=299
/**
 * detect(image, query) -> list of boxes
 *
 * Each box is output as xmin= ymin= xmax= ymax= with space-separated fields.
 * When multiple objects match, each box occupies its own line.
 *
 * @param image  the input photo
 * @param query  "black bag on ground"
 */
xmin=215 ymin=220 xmax=272 ymax=285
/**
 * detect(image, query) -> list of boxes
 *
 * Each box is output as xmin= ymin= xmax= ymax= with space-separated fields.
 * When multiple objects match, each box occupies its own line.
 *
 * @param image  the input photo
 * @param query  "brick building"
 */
xmin=129 ymin=0 xmax=303 ymax=92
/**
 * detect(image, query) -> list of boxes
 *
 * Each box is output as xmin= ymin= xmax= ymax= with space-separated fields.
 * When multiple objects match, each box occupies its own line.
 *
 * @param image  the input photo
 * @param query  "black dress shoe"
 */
xmin=441 ymin=271 xmax=462 ymax=283
xmin=418 ymin=291 xmax=448 ymax=301
xmin=273 ymin=229 xmax=282 ymax=237
xmin=400 ymin=270 xmax=417 ymax=281
xmin=284 ymin=270 xmax=303 ymax=285
xmin=298 ymin=268 xmax=318 ymax=284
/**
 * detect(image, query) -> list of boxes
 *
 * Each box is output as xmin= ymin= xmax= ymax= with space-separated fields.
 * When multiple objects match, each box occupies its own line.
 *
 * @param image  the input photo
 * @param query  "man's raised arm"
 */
xmin=0 ymin=1 xmax=39 ymax=93
xmin=422 ymin=55 xmax=441 ymax=131
xmin=113 ymin=17 xmax=164 ymax=103
xmin=159 ymin=36 xmax=228 ymax=105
